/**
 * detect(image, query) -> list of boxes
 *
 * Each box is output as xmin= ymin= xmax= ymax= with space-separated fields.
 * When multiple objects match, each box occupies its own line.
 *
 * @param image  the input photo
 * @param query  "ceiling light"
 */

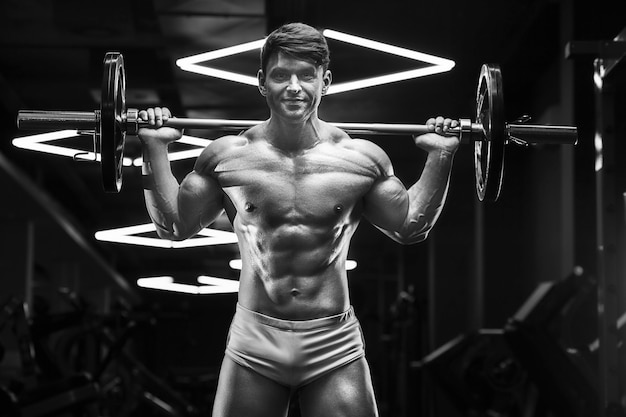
xmin=322 ymin=29 xmax=455 ymax=94
xmin=197 ymin=275 xmax=240 ymax=292
xmin=176 ymin=38 xmax=267 ymax=86
xmin=12 ymin=130 xmax=132 ymax=166
xmin=229 ymin=259 xmax=357 ymax=271
xmin=137 ymin=276 xmax=239 ymax=295
xmin=325 ymin=67 xmax=455 ymax=95
xmin=176 ymin=29 xmax=455 ymax=95
xmin=13 ymin=130 xmax=211 ymax=166
xmin=95 ymin=223 xmax=237 ymax=248
xmin=228 ymin=259 xmax=243 ymax=270
xmin=322 ymin=29 xmax=454 ymax=65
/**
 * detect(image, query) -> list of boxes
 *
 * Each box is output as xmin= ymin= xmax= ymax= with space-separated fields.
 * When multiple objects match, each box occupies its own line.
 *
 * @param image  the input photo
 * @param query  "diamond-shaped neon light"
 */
xmin=95 ymin=223 xmax=237 ymax=248
xmin=137 ymin=275 xmax=239 ymax=294
xmin=12 ymin=130 xmax=132 ymax=165
xmin=12 ymin=131 xmax=212 ymax=165
xmin=176 ymin=29 xmax=455 ymax=94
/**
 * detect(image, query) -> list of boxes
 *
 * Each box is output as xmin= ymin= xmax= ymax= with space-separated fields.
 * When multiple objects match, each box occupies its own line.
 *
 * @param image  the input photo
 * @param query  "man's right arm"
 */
xmin=139 ymin=107 xmax=225 ymax=241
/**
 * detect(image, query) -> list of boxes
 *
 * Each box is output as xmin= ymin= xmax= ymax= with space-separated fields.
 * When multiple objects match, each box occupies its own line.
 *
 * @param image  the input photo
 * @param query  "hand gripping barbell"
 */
xmin=16 ymin=52 xmax=578 ymax=201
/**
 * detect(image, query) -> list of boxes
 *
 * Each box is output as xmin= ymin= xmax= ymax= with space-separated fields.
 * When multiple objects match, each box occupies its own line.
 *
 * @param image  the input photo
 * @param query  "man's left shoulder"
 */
xmin=321 ymin=128 xmax=392 ymax=177
xmin=333 ymin=133 xmax=389 ymax=162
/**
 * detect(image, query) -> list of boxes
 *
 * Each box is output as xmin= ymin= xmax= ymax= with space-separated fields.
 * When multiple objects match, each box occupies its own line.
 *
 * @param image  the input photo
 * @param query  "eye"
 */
xmin=272 ymin=72 xmax=288 ymax=81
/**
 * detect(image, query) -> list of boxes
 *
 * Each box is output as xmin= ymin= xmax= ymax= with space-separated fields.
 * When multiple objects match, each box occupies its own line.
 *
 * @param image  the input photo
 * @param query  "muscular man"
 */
xmin=138 ymin=22 xmax=459 ymax=417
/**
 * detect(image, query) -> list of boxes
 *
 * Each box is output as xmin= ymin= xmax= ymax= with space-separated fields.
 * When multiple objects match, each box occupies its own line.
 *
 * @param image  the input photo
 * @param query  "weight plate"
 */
xmin=474 ymin=64 xmax=505 ymax=202
xmin=101 ymin=52 xmax=126 ymax=193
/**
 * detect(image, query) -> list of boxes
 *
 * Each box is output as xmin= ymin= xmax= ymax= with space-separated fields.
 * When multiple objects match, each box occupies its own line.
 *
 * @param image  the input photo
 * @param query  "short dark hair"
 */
xmin=260 ymin=23 xmax=330 ymax=73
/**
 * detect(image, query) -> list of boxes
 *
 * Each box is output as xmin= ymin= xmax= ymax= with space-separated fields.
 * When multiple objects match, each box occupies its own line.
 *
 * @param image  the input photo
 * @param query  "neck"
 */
xmin=265 ymin=114 xmax=322 ymax=152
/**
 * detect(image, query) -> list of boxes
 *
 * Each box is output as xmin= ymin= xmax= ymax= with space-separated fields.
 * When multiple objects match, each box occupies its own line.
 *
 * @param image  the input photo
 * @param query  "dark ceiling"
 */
xmin=0 ymin=0 xmax=622 ymax=305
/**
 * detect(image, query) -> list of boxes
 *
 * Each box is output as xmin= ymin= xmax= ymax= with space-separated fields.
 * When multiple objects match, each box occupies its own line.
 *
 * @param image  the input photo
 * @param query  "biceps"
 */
xmin=179 ymin=171 xmax=224 ymax=230
xmin=363 ymin=176 xmax=409 ymax=232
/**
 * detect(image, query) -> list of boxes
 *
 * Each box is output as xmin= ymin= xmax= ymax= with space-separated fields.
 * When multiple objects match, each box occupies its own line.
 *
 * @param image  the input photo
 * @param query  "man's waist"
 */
xmin=234 ymin=303 xmax=356 ymax=330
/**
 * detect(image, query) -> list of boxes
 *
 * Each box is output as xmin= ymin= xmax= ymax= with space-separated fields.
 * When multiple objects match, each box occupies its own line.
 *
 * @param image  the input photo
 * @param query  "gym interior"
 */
xmin=0 ymin=1 xmax=624 ymax=416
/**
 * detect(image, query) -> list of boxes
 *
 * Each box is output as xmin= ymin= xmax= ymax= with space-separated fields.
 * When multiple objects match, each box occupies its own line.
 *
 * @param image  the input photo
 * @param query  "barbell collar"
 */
xmin=126 ymin=108 xmax=139 ymax=135
xmin=457 ymin=118 xmax=483 ymax=144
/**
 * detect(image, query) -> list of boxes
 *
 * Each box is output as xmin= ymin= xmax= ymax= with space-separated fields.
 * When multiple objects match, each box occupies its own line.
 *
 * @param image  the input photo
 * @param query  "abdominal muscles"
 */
xmin=236 ymin=217 xmax=355 ymax=315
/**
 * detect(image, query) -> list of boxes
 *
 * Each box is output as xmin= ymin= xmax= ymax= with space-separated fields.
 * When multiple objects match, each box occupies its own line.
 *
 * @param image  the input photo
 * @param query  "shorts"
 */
xmin=225 ymin=303 xmax=366 ymax=388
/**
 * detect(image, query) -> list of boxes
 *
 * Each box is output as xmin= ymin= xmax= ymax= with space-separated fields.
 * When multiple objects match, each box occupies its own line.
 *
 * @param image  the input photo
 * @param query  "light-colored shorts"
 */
xmin=225 ymin=303 xmax=365 ymax=388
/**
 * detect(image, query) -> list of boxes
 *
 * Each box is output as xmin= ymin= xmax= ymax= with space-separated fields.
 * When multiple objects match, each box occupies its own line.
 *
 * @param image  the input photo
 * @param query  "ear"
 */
xmin=257 ymin=69 xmax=267 ymax=96
xmin=322 ymin=70 xmax=332 ymax=95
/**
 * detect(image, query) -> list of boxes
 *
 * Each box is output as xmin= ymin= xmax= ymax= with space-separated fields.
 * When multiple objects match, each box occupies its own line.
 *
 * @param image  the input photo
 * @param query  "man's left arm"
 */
xmin=363 ymin=117 xmax=459 ymax=244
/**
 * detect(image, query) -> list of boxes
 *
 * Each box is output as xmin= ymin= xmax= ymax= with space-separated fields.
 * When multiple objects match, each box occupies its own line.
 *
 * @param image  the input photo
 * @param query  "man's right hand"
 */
xmin=137 ymin=107 xmax=183 ymax=146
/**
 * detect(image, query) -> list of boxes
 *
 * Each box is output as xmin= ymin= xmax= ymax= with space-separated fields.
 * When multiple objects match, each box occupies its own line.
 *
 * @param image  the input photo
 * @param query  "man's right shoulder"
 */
xmin=211 ymin=134 xmax=250 ymax=150
xmin=195 ymin=134 xmax=249 ymax=172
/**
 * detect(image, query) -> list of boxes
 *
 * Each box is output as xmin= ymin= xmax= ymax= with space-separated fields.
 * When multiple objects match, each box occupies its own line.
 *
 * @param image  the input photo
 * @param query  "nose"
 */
xmin=286 ymin=75 xmax=301 ymax=94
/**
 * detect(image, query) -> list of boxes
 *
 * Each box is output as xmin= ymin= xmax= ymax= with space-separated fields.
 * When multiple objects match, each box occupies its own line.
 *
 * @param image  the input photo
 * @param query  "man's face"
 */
xmin=258 ymin=51 xmax=332 ymax=122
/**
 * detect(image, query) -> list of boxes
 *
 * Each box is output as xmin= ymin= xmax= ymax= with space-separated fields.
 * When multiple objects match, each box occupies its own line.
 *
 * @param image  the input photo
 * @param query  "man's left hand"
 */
xmin=413 ymin=116 xmax=460 ymax=155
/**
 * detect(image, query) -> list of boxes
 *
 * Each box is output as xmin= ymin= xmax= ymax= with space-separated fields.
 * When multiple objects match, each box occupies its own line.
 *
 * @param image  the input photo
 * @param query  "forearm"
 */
xmin=396 ymin=149 xmax=455 ymax=243
xmin=142 ymin=143 xmax=183 ymax=239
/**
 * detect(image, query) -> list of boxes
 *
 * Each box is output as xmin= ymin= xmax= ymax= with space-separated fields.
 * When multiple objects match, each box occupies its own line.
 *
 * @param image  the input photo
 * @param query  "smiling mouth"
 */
xmin=283 ymin=100 xmax=306 ymax=108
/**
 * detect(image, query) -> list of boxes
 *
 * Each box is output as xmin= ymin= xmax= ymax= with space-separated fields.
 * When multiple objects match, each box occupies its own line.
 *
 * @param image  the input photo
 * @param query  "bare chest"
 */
xmin=213 ymin=143 xmax=379 ymax=222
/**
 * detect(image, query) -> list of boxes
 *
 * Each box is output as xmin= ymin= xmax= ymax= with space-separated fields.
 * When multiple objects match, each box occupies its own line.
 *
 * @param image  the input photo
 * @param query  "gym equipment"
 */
xmin=0 ymin=293 xmax=199 ymax=417
xmin=567 ymin=26 xmax=626 ymax=416
xmin=417 ymin=270 xmax=599 ymax=417
xmin=504 ymin=270 xmax=599 ymax=417
xmin=16 ymin=52 xmax=578 ymax=200
xmin=0 ymin=297 xmax=99 ymax=417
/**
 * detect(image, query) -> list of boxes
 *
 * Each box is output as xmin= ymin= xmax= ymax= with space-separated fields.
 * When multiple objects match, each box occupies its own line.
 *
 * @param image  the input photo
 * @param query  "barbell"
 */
xmin=16 ymin=52 xmax=578 ymax=201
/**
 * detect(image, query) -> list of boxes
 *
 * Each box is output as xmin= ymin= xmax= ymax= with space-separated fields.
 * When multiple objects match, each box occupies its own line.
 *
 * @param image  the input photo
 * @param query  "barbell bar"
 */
xmin=17 ymin=110 xmax=578 ymax=142
xmin=16 ymin=52 xmax=579 ymax=201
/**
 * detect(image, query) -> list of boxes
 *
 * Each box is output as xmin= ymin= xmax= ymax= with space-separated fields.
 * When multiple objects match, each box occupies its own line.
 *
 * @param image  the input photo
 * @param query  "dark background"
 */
xmin=0 ymin=0 xmax=624 ymax=415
